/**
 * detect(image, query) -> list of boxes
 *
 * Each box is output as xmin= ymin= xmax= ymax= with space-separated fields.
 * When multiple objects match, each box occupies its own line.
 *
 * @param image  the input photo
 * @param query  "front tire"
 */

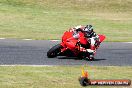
xmin=47 ymin=44 xmax=62 ymax=58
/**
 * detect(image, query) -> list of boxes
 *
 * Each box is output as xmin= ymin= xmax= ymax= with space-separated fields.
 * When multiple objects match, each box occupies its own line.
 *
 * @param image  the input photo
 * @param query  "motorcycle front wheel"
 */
xmin=47 ymin=44 xmax=62 ymax=58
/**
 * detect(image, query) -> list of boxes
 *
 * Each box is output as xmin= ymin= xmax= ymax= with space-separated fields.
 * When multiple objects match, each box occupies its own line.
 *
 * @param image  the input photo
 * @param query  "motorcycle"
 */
xmin=47 ymin=30 xmax=105 ymax=60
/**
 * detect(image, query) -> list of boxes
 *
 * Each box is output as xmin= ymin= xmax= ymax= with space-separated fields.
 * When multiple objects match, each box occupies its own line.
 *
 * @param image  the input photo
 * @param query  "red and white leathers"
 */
xmin=69 ymin=25 xmax=100 ymax=54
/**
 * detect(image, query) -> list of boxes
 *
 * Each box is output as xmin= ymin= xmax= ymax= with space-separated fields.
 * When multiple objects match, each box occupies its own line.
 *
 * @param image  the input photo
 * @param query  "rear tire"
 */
xmin=89 ymin=57 xmax=95 ymax=61
xmin=77 ymin=52 xmax=86 ymax=59
xmin=89 ymin=52 xmax=95 ymax=61
xmin=47 ymin=44 xmax=62 ymax=58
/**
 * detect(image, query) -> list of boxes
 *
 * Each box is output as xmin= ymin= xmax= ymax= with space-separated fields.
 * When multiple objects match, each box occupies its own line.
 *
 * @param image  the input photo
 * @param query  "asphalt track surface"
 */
xmin=0 ymin=39 xmax=132 ymax=66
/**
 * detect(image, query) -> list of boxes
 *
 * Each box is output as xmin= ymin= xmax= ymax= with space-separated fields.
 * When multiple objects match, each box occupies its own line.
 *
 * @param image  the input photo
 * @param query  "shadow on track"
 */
xmin=85 ymin=58 xmax=106 ymax=61
xmin=58 ymin=56 xmax=106 ymax=61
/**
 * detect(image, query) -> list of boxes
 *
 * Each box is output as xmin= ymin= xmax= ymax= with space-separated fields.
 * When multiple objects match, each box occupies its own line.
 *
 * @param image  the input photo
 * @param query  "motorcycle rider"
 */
xmin=69 ymin=25 xmax=100 ymax=58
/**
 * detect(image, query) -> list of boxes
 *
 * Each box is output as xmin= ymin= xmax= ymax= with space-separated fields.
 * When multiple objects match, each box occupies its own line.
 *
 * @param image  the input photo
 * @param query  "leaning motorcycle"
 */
xmin=47 ymin=30 xmax=105 ymax=60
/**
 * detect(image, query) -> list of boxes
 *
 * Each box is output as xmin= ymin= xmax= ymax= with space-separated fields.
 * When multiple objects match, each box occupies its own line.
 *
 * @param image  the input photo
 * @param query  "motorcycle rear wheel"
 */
xmin=47 ymin=44 xmax=62 ymax=58
xmin=89 ymin=57 xmax=95 ymax=61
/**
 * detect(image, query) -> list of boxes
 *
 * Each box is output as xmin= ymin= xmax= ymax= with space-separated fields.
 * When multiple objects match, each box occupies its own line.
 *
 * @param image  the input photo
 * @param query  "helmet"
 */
xmin=83 ymin=25 xmax=93 ymax=37
xmin=84 ymin=25 xmax=93 ymax=34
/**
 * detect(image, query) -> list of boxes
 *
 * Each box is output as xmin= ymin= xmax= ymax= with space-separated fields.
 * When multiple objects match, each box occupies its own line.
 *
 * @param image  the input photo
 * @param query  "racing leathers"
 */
xmin=69 ymin=25 xmax=100 ymax=58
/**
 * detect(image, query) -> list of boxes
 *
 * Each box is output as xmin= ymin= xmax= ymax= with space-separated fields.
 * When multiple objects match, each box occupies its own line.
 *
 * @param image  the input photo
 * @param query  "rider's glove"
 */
xmin=76 ymin=28 xmax=82 ymax=32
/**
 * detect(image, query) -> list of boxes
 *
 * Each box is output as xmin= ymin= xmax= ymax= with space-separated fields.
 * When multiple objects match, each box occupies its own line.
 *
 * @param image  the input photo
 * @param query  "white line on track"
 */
xmin=50 ymin=40 xmax=60 ymax=42
xmin=0 ymin=65 xmax=53 ymax=67
xmin=0 ymin=38 xmax=5 ymax=39
xmin=123 ymin=42 xmax=132 ymax=44
xmin=23 ymin=39 xmax=33 ymax=40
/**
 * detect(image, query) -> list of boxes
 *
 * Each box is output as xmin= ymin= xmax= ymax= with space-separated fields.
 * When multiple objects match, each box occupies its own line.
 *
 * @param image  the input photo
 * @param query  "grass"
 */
xmin=0 ymin=0 xmax=132 ymax=41
xmin=0 ymin=66 xmax=131 ymax=88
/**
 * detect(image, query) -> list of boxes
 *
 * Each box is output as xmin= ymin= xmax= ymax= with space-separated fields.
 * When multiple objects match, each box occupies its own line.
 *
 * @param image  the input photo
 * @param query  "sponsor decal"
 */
xmin=79 ymin=67 xmax=131 ymax=86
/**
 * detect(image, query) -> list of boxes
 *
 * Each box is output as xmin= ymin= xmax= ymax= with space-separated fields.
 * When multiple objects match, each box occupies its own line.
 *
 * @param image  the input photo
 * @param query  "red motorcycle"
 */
xmin=47 ymin=30 xmax=105 ymax=60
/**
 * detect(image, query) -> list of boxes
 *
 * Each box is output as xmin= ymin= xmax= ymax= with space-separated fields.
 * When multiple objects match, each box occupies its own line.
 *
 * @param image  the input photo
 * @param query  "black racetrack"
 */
xmin=0 ymin=39 xmax=132 ymax=66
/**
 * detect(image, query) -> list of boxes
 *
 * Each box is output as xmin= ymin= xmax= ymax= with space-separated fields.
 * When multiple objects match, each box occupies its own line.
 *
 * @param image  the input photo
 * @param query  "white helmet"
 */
xmin=84 ymin=25 xmax=93 ymax=34
xmin=83 ymin=25 xmax=94 ymax=37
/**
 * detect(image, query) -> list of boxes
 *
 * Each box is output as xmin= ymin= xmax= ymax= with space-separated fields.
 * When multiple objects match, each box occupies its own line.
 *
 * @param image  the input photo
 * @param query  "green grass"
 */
xmin=0 ymin=0 xmax=132 ymax=41
xmin=0 ymin=66 xmax=131 ymax=88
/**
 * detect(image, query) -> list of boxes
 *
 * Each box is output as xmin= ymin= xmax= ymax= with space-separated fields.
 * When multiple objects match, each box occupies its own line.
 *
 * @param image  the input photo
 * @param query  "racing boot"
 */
xmin=86 ymin=49 xmax=95 ymax=60
xmin=89 ymin=52 xmax=94 ymax=59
